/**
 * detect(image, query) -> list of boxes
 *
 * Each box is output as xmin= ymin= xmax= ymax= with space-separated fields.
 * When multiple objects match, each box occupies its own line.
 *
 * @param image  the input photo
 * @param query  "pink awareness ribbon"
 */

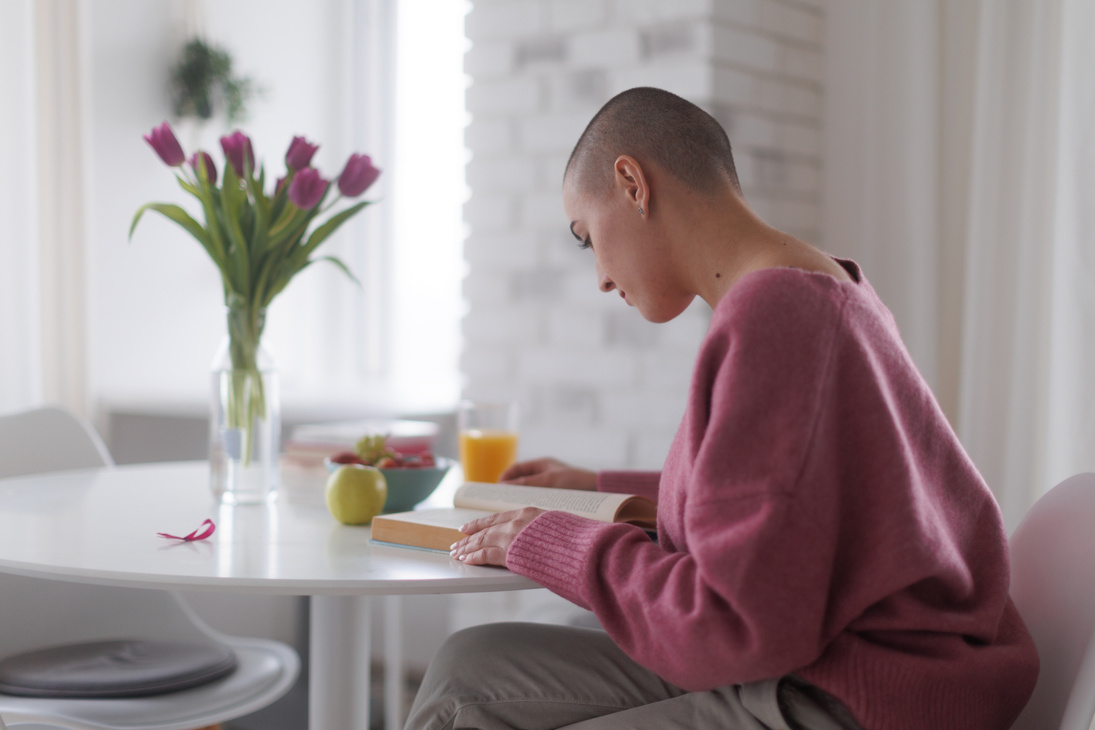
xmin=157 ymin=518 xmax=216 ymax=542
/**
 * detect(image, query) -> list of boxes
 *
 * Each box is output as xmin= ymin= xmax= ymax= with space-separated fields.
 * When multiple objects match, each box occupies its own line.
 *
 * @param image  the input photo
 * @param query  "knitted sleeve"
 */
xmin=597 ymin=471 xmax=660 ymax=501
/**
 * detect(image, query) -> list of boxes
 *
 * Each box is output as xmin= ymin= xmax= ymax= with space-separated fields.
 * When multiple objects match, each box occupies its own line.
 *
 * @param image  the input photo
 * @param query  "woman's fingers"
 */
xmin=458 ymin=510 xmax=510 ymax=536
xmin=498 ymin=457 xmax=562 ymax=482
xmin=499 ymin=457 xmax=598 ymax=490
xmin=450 ymin=507 xmax=544 ymax=567
xmin=456 ymin=545 xmax=508 ymax=566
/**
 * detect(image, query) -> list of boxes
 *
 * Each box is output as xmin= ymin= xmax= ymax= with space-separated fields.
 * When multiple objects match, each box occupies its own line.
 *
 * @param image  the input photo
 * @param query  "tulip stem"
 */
xmin=320 ymin=193 xmax=344 ymax=215
xmin=223 ymin=304 xmax=267 ymax=468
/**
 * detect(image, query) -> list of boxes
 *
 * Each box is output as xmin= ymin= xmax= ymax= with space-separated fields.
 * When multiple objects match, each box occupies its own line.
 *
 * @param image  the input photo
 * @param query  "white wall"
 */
xmin=0 ymin=0 xmax=41 ymax=413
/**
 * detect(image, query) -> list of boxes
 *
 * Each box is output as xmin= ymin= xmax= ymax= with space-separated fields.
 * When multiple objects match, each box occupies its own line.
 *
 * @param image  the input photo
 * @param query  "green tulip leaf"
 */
xmin=176 ymin=175 xmax=202 ymax=199
xmin=301 ymin=200 xmax=369 ymax=257
xmin=129 ymin=202 xmax=229 ymax=272
xmin=268 ymin=202 xmax=304 ymax=240
xmin=313 ymin=255 xmax=362 ymax=287
xmin=197 ymin=189 xmax=229 ymax=269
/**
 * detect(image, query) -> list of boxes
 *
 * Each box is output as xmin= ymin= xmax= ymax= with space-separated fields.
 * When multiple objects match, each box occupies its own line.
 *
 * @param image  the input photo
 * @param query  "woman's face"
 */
xmin=562 ymin=173 xmax=694 ymax=324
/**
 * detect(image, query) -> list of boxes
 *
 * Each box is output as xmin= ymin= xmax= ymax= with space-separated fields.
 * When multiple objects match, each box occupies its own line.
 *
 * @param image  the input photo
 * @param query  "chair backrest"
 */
xmin=0 ymin=406 xmax=113 ymax=479
xmin=0 ymin=406 xmax=218 ymax=657
xmin=1009 ymin=472 xmax=1095 ymax=730
xmin=0 ymin=574 xmax=218 ymax=658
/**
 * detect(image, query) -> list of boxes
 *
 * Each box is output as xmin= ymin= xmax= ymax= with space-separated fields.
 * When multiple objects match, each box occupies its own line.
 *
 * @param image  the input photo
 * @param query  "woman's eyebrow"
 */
xmin=568 ymin=221 xmax=583 ymax=242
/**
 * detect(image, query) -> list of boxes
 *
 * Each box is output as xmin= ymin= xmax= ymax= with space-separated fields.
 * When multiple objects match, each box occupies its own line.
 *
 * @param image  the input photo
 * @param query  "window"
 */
xmin=265 ymin=0 xmax=467 ymax=413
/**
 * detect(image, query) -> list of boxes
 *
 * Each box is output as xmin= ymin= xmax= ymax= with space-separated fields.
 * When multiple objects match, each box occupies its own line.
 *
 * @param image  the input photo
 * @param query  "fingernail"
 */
xmin=449 ymin=542 xmax=459 ymax=550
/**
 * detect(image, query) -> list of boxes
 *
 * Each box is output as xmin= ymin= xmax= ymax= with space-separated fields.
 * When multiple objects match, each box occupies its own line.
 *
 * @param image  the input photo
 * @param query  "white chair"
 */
xmin=1 ymin=720 xmax=68 ymax=730
xmin=1009 ymin=472 xmax=1095 ymax=730
xmin=0 ymin=406 xmax=299 ymax=730
xmin=0 ymin=406 xmax=113 ymax=479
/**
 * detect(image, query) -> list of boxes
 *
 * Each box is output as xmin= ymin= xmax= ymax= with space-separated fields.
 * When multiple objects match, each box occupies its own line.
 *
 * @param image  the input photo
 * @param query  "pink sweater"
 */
xmin=507 ymin=260 xmax=1039 ymax=730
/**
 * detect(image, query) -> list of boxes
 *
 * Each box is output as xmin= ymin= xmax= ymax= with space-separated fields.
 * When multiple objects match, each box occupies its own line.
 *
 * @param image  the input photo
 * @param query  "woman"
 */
xmin=406 ymin=87 xmax=1038 ymax=730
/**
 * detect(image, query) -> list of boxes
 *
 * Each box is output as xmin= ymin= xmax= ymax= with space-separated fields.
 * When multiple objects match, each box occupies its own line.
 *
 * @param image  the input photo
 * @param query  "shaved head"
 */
xmin=565 ymin=87 xmax=740 ymax=198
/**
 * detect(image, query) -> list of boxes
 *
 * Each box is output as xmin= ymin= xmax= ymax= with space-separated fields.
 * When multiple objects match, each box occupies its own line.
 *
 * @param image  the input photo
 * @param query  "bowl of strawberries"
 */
xmin=325 ymin=435 xmax=453 ymax=513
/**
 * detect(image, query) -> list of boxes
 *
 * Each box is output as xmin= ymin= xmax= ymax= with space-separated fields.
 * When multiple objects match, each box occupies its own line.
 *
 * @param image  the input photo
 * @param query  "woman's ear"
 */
xmin=613 ymin=155 xmax=649 ymax=216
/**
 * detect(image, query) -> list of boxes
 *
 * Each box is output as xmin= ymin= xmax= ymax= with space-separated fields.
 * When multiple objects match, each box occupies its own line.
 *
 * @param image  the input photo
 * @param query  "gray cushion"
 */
xmin=0 ymin=640 xmax=237 ymax=698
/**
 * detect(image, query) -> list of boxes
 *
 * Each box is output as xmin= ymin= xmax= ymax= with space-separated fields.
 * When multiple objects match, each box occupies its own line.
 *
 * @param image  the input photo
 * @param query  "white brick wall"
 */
xmin=461 ymin=0 xmax=825 ymax=471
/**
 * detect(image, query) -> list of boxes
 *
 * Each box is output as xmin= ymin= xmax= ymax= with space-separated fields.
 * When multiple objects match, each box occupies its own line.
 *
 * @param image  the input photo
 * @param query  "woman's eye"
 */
xmin=577 ymin=238 xmax=592 ymax=251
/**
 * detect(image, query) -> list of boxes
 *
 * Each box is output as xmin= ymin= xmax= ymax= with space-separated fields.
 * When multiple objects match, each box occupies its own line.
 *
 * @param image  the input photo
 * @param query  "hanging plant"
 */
xmin=171 ymin=38 xmax=259 ymax=125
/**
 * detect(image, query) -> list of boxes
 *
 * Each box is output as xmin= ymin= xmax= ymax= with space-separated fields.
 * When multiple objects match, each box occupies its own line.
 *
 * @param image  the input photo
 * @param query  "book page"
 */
xmin=454 ymin=482 xmax=654 ymax=526
xmin=377 ymin=507 xmax=492 ymax=529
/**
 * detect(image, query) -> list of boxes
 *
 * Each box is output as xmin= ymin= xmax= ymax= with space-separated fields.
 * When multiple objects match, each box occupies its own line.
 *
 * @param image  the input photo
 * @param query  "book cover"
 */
xmin=370 ymin=482 xmax=656 ymax=552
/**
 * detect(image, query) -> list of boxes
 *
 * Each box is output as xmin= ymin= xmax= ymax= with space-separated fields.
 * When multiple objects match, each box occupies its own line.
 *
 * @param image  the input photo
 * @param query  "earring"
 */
xmin=638 ymin=207 xmax=645 ymax=216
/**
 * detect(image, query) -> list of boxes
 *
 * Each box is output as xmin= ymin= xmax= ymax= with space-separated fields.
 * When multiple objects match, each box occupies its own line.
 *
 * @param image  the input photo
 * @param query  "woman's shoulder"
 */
xmin=704 ymin=259 xmax=907 ymax=386
xmin=712 ymin=260 xmax=863 ymax=334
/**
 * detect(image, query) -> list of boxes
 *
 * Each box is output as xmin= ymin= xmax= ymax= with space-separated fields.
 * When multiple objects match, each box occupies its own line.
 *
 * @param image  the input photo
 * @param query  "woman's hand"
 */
xmin=450 ymin=507 xmax=545 ymax=566
xmin=499 ymin=457 xmax=597 ymax=490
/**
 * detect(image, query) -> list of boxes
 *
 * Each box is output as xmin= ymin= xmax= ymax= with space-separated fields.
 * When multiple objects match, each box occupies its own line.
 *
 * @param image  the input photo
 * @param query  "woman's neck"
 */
xmin=673 ymin=193 xmax=849 ymax=310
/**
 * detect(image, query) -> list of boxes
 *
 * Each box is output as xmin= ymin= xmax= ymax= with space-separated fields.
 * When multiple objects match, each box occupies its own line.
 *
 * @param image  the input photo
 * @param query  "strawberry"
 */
xmin=331 ymin=451 xmax=366 ymax=465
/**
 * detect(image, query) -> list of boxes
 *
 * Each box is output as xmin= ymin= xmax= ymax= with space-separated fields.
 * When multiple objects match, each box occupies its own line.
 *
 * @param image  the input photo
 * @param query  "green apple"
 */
xmin=325 ymin=465 xmax=388 ymax=525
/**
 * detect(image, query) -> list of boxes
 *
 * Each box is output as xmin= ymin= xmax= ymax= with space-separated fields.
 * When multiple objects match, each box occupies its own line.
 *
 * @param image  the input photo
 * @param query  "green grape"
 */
xmin=353 ymin=435 xmax=395 ymax=466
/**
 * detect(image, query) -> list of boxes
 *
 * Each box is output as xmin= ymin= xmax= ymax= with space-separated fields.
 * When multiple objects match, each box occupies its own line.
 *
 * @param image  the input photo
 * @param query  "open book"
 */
xmin=370 ymin=481 xmax=657 ymax=552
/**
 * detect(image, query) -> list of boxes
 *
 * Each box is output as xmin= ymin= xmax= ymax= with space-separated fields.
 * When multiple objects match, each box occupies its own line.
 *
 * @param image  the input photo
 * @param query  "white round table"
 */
xmin=0 ymin=462 xmax=537 ymax=730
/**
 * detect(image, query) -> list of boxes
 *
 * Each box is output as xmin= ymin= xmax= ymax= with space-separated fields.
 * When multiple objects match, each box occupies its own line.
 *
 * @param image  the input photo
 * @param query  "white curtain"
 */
xmin=0 ymin=0 xmax=91 ymax=418
xmin=0 ymin=0 xmax=42 ymax=414
xmin=824 ymin=0 xmax=1095 ymax=530
xmin=1042 ymin=0 xmax=1095 ymax=508
xmin=35 ymin=0 xmax=92 ymax=419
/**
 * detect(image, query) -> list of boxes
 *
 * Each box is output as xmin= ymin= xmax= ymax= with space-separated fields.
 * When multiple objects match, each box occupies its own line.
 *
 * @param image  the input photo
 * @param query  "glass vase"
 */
xmin=209 ymin=306 xmax=280 ymax=504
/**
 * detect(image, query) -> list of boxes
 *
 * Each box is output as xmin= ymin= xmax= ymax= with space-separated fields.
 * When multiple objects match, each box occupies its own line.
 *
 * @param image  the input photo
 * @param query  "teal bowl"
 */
xmin=325 ymin=456 xmax=453 ymax=513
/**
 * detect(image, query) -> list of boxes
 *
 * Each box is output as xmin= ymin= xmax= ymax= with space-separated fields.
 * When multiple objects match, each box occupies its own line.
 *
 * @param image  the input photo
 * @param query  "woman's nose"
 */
xmin=596 ymin=261 xmax=615 ymax=292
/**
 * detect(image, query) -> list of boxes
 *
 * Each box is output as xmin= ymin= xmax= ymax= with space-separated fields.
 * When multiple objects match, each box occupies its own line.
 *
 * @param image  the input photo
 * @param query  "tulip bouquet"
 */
xmin=131 ymin=122 xmax=380 ymax=495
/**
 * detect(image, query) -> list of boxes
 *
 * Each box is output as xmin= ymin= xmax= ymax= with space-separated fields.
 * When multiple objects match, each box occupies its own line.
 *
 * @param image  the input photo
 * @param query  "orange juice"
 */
xmin=459 ymin=429 xmax=519 ymax=483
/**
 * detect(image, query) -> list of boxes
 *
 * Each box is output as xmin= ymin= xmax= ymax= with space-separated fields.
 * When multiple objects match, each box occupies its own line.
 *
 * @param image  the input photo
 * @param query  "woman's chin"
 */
xmin=637 ymin=296 xmax=695 ymax=324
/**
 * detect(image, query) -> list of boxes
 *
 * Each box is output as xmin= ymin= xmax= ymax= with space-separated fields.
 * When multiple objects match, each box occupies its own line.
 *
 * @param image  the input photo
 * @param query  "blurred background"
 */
xmin=2 ymin=0 xmax=1094 ymax=725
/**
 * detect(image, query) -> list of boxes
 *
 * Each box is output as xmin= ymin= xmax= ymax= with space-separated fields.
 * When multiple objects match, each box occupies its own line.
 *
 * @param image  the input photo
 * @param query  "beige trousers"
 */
xmin=404 ymin=623 xmax=863 ymax=730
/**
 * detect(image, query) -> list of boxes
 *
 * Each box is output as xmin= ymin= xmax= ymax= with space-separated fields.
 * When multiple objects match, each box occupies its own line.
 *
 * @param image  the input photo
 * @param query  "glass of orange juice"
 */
xmin=458 ymin=400 xmax=519 ymax=483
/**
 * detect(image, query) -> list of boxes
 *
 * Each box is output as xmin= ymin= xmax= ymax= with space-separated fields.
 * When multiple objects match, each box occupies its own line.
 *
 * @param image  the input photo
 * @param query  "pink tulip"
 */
xmin=337 ymin=154 xmax=381 ymax=197
xmin=288 ymin=168 xmax=329 ymax=209
xmin=143 ymin=122 xmax=185 ymax=167
xmin=285 ymin=136 xmax=319 ymax=171
xmin=220 ymin=130 xmax=255 ymax=177
xmin=188 ymin=151 xmax=218 ymax=183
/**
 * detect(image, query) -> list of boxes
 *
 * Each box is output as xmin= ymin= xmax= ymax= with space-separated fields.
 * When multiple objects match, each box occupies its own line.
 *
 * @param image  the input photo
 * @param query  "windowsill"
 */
xmin=96 ymin=380 xmax=460 ymax=422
